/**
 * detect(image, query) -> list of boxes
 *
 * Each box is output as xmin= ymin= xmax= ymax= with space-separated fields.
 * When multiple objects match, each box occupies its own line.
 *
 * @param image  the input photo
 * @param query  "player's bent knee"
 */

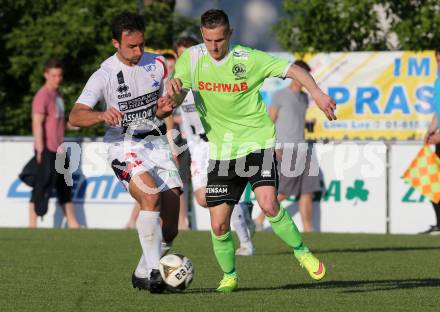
xmin=259 ymin=199 xmax=279 ymax=217
xmin=138 ymin=194 xmax=160 ymax=211
xmin=211 ymin=222 xmax=230 ymax=236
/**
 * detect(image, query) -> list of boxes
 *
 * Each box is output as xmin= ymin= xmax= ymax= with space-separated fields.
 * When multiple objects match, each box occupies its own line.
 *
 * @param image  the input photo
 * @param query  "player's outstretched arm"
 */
xmin=69 ymin=103 xmax=123 ymax=128
xmin=286 ymin=64 xmax=337 ymax=121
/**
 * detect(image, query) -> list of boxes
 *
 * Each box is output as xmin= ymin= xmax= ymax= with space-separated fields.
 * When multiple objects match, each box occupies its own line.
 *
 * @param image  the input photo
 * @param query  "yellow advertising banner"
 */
xmin=261 ymin=51 xmax=436 ymax=140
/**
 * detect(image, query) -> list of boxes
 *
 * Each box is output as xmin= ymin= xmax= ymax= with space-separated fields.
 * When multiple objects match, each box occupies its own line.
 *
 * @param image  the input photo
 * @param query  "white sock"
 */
xmin=135 ymin=255 xmax=148 ymax=278
xmin=231 ymin=203 xmax=251 ymax=246
xmin=136 ymin=240 xmax=170 ymax=277
xmin=136 ymin=210 xmax=162 ymax=277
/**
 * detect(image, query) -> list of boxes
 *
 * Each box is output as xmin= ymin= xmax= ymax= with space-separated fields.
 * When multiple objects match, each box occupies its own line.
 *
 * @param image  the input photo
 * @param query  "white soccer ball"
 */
xmin=159 ymin=253 xmax=194 ymax=291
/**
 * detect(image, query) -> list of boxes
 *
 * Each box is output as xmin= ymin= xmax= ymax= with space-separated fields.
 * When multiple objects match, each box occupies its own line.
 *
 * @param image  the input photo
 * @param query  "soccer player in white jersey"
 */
xmin=167 ymin=9 xmax=336 ymax=292
xmin=69 ymin=12 xmax=181 ymax=294
xmin=175 ymin=37 xmax=256 ymax=256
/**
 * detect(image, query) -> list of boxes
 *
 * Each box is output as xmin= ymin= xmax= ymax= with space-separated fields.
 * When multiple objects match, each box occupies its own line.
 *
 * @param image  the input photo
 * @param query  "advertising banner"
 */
xmin=1 ymin=140 xmax=134 ymax=228
xmin=261 ymin=51 xmax=436 ymax=140
xmin=193 ymin=142 xmax=388 ymax=233
xmin=2 ymin=140 xmax=437 ymax=233
xmin=389 ymin=144 xmax=438 ymax=234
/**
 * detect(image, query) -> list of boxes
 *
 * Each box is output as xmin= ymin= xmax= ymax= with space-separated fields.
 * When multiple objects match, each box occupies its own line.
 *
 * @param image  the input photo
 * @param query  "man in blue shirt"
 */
xmin=423 ymin=49 xmax=440 ymax=234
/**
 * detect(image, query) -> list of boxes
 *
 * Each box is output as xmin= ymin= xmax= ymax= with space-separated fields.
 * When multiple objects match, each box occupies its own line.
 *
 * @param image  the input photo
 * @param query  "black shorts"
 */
xmin=54 ymin=171 xmax=72 ymax=204
xmin=205 ymin=148 xmax=278 ymax=207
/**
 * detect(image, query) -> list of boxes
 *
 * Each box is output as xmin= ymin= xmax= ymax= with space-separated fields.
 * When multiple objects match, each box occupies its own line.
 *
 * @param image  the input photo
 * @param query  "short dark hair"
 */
xmin=294 ymin=60 xmax=311 ymax=72
xmin=44 ymin=58 xmax=62 ymax=72
xmin=201 ymin=9 xmax=230 ymax=29
xmin=175 ymin=36 xmax=199 ymax=49
xmin=111 ymin=12 xmax=145 ymax=42
xmin=436 ymin=49 xmax=440 ymax=56
xmin=162 ymin=53 xmax=176 ymax=61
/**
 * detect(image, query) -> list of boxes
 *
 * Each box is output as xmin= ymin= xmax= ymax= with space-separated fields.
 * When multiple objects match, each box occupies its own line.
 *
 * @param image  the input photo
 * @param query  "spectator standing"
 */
xmin=29 ymin=58 xmax=80 ymax=229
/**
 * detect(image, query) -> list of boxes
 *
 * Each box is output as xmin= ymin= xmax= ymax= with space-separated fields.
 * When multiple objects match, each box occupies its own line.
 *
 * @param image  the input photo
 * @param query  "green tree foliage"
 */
xmin=385 ymin=0 xmax=440 ymax=50
xmin=276 ymin=0 xmax=440 ymax=53
xmin=275 ymin=0 xmax=387 ymax=53
xmin=0 ymin=0 xmax=196 ymax=136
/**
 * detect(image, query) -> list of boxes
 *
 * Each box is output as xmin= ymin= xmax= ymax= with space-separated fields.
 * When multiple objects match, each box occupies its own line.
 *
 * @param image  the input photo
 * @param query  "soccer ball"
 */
xmin=159 ymin=253 xmax=194 ymax=291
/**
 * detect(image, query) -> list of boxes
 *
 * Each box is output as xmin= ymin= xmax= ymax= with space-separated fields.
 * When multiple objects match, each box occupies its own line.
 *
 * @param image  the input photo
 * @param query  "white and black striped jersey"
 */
xmin=77 ymin=52 xmax=167 ymax=142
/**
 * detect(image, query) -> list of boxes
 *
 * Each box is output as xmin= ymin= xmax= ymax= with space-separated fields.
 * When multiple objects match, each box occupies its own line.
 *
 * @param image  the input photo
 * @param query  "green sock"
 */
xmin=211 ymin=231 xmax=236 ymax=275
xmin=268 ymin=207 xmax=304 ymax=250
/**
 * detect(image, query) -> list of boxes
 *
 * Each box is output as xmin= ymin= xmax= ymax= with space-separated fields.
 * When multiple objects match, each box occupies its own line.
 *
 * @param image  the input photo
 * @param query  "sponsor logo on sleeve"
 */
xmin=233 ymin=50 xmax=249 ymax=60
xmin=144 ymin=64 xmax=157 ymax=72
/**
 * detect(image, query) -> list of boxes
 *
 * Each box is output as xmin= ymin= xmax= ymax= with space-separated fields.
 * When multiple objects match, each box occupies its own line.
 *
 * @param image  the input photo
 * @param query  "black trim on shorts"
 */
xmin=111 ymin=159 xmax=132 ymax=185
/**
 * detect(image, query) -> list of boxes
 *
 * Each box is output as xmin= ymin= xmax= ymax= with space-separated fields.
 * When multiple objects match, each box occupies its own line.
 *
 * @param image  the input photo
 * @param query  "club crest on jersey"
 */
xmin=232 ymin=63 xmax=246 ymax=79
xmin=233 ymin=50 xmax=249 ymax=60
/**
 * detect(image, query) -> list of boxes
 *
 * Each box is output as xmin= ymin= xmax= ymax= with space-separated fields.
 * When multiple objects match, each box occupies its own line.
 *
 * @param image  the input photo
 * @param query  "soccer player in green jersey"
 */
xmin=167 ymin=9 xmax=337 ymax=292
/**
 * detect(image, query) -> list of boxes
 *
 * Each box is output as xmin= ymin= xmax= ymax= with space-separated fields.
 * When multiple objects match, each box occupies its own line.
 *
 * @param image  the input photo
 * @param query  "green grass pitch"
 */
xmin=1 ymin=229 xmax=439 ymax=311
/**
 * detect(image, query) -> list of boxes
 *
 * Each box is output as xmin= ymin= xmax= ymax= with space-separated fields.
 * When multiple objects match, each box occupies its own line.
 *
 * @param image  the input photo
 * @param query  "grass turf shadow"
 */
xmin=264 ymin=246 xmax=440 ymax=256
xmin=281 ymin=278 xmax=440 ymax=293
xmin=183 ymin=278 xmax=440 ymax=294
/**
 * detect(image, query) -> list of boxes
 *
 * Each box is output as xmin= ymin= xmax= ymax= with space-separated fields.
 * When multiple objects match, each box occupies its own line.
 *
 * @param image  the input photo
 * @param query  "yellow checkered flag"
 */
xmin=403 ymin=145 xmax=440 ymax=203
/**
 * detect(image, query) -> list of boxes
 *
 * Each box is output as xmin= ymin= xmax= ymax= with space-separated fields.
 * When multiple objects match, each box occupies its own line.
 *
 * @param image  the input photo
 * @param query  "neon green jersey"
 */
xmin=174 ymin=44 xmax=290 ymax=160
